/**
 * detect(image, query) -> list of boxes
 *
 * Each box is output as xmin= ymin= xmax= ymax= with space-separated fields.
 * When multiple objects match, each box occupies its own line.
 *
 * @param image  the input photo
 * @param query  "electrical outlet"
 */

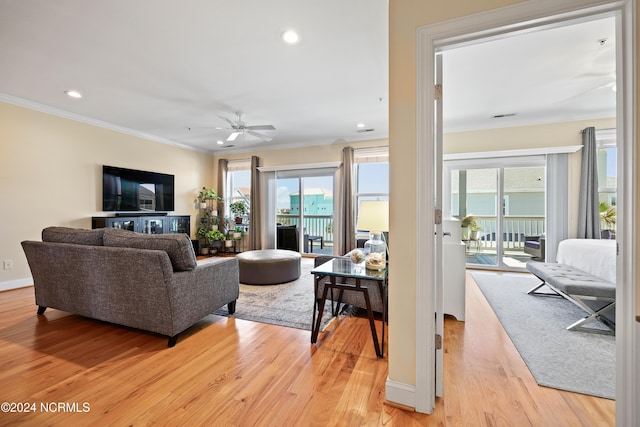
xmin=3 ymin=260 xmax=13 ymax=270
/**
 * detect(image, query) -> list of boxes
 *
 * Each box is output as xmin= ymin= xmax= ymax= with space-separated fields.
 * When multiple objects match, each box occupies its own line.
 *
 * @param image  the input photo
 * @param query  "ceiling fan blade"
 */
xmin=247 ymin=130 xmax=272 ymax=142
xmin=227 ymin=131 xmax=241 ymax=141
xmin=246 ymin=124 xmax=276 ymax=131
xmin=219 ymin=116 xmax=237 ymax=128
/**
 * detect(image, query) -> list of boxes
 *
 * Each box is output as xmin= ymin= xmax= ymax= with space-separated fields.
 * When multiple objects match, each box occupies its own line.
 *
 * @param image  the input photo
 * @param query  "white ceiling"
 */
xmin=0 ymin=2 xmax=616 ymax=154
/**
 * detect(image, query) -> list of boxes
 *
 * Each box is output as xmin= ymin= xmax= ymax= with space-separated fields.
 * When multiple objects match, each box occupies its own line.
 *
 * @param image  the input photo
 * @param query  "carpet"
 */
xmin=214 ymin=258 xmax=335 ymax=331
xmin=470 ymin=271 xmax=615 ymax=399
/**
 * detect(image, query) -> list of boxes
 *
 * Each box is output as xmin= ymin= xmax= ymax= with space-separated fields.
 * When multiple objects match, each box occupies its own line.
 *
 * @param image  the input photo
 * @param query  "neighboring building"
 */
xmin=289 ymin=188 xmax=333 ymax=215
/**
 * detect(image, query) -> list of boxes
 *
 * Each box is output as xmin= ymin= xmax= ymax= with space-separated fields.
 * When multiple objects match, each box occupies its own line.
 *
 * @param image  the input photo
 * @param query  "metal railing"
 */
xmin=470 ymin=215 xmax=545 ymax=251
xmin=277 ymin=214 xmax=333 ymax=243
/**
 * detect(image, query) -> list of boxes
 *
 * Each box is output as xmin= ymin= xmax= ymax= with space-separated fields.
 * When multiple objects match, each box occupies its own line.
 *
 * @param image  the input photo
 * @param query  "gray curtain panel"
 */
xmin=249 ymin=156 xmax=261 ymax=250
xmin=217 ymin=159 xmax=228 ymax=229
xmin=577 ymin=127 xmax=601 ymax=239
xmin=339 ymin=146 xmax=355 ymax=254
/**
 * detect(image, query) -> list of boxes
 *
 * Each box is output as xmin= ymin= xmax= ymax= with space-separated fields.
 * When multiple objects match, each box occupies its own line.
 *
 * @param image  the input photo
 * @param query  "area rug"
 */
xmin=470 ymin=271 xmax=615 ymax=399
xmin=214 ymin=258 xmax=335 ymax=331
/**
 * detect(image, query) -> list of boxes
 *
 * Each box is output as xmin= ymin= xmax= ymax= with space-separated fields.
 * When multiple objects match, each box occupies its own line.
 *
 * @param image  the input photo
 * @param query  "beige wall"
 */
xmin=211 ymin=139 xmax=388 ymax=189
xmin=0 ymin=102 xmax=215 ymax=288
xmin=445 ymin=118 xmax=616 ymax=237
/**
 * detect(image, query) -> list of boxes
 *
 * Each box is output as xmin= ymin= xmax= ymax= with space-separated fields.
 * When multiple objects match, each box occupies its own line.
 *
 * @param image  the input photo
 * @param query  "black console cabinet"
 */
xmin=92 ymin=215 xmax=191 ymax=236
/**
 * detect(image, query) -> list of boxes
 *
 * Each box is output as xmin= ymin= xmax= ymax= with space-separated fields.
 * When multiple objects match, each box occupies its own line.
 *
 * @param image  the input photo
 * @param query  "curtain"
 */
xmin=546 ymin=153 xmax=569 ymax=262
xmin=249 ymin=156 xmax=261 ymax=250
xmin=339 ymin=146 xmax=355 ymax=254
xmin=217 ymin=159 xmax=228 ymax=230
xmin=577 ymin=127 xmax=601 ymax=239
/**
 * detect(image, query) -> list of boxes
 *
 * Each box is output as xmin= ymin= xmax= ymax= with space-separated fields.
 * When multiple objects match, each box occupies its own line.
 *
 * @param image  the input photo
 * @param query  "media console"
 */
xmin=92 ymin=215 xmax=190 ymax=235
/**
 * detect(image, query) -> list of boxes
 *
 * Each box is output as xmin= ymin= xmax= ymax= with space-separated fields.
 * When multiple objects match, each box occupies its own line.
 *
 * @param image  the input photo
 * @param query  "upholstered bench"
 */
xmin=526 ymin=261 xmax=616 ymax=333
xmin=237 ymin=249 xmax=301 ymax=285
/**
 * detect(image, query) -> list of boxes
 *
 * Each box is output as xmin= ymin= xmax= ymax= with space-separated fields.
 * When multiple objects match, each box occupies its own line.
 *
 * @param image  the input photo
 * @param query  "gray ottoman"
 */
xmin=237 ymin=249 xmax=301 ymax=285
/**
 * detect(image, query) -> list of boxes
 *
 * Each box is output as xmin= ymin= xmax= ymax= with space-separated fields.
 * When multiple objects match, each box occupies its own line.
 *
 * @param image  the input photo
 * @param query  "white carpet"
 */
xmin=471 ymin=271 xmax=615 ymax=400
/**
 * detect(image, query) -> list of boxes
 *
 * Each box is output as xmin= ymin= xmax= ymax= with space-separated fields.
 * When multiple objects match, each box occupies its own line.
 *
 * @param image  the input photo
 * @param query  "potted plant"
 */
xmin=229 ymin=201 xmax=248 ymax=224
xmin=197 ymin=187 xmax=221 ymax=209
xmin=461 ymin=214 xmax=477 ymax=240
xmin=232 ymin=226 xmax=243 ymax=240
xmin=197 ymin=227 xmax=210 ymax=255
xmin=205 ymin=229 xmax=225 ymax=254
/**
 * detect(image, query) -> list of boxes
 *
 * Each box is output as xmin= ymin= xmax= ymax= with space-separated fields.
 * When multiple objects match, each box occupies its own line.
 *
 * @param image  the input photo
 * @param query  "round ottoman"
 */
xmin=237 ymin=249 xmax=302 ymax=285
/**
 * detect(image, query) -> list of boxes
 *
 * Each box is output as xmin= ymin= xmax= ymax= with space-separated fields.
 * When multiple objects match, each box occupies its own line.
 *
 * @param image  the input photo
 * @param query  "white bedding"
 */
xmin=556 ymin=239 xmax=616 ymax=284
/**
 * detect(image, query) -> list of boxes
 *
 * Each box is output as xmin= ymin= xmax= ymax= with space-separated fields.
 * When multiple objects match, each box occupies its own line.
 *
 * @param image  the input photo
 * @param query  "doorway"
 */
xmin=413 ymin=1 xmax=635 ymax=418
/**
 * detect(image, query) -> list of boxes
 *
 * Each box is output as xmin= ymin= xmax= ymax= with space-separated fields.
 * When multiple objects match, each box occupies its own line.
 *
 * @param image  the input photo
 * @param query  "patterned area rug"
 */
xmin=214 ymin=258 xmax=335 ymax=330
xmin=471 ymin=271 xmax=615 ymax=399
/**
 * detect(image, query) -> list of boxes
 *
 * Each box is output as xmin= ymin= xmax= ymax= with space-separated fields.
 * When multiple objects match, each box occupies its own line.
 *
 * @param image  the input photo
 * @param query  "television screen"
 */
xmin=102 ymin=166 xmax=175 ymax=212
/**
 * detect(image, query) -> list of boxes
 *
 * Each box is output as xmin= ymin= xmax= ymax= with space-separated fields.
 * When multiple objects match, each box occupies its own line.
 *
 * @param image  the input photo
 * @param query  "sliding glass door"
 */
xmin=275 ymin=172 xmax=334 ymax=255
xmin=445 ymin=156 xmax=545 ymax=271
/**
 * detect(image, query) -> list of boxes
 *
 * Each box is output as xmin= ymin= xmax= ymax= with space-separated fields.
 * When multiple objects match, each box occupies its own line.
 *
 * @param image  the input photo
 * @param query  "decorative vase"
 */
xmin=364 ymin=233 xmax=386 ymax=270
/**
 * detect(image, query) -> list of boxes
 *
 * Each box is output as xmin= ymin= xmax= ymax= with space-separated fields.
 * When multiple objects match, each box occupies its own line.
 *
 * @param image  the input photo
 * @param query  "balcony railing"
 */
xmin=277 ymin=214 xmax=334 ymax=244
xmin=471 ymin=215 xmax=545 ymax=251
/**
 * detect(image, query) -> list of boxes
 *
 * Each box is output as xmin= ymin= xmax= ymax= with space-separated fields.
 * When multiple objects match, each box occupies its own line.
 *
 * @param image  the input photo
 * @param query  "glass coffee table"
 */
xmin=310 ymin=258 xmax=387 ymax=358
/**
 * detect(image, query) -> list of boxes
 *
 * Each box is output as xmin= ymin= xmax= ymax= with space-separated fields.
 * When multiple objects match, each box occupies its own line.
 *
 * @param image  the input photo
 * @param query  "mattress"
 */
xmin=556 ymin=238 xmax=616 ymax=284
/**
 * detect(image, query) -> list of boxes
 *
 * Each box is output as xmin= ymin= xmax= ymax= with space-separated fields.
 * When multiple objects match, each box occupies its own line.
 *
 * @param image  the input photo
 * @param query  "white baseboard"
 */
xmin=0 ymin=277 xmax=32 ymax=292
xmin=385 ymin=378 xmax=416 ymax=409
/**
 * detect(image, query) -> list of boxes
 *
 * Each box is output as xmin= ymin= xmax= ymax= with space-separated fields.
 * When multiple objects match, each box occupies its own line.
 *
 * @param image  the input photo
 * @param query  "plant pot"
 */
xmin=199 ymin=247 xmax=209 ymax=255
xmin=200 ymin=202 xmax=207 ymax=209
xmin=235 ymin=217 xmax=243 ymax=224
xmin=225 ymin=240 xmax=234 ymax=248
xmin=232 ymin=232 xmax=242 ymax=239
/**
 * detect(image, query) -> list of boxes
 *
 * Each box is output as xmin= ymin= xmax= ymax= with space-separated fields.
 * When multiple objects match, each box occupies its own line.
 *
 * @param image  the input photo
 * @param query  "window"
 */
xmin=226 ymin=160 xmax=251 ymax=224
xmin=354 ymin=147 xmax=389 ymax=235
xmin=596 ymin=129 xmax=617 ymax=232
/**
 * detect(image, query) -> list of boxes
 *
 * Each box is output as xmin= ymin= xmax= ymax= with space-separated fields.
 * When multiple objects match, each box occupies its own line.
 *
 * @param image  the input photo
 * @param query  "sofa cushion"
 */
xmin=103 ymin=228 xmax=197 ymax=271
xmin=42 ymin=226 xmax=105 ymax=246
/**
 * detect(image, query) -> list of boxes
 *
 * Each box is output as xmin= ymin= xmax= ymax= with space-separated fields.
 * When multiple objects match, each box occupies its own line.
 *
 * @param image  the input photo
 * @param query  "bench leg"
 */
xmin=566 ymin=297 xmax=615 ymax=335
xmin=527 ymin=281 xmax=561 ymax=297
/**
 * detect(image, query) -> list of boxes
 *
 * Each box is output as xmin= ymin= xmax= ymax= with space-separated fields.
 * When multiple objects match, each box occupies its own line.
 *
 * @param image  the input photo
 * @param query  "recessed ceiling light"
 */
xmin=215 ymin=127 xmax=223 ymax=130
xmin=357 ymin=123 xmax=366 ymax=128
xmin=65 ymin=90 xmax=82 ymax=99
xmin=217 ymin=140 xmax=224 ymax=145
xmin=281 ymin=30 xmax=300 ymax=44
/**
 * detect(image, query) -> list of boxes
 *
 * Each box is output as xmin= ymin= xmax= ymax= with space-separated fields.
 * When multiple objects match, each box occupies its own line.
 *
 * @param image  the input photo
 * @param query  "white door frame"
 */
xmin=415 ymin=1 xmax=636 ymax=422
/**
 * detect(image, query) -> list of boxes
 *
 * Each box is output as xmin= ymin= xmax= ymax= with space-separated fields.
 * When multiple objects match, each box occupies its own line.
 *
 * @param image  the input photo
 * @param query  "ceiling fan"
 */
xmin=221 ymin=112 xmax=276 ymax=142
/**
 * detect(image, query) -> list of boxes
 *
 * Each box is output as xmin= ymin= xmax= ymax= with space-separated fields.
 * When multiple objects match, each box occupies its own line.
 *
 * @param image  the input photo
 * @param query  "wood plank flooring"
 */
xmin=0 ymin=273 xmax=614 ymax=426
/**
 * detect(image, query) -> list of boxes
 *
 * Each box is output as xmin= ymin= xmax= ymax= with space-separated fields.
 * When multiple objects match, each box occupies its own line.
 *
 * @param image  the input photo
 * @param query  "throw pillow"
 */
xmin=103 ymin=228 xmax=197 ymax=272
xmin=42 ymin=227 xmax=105 ymax=246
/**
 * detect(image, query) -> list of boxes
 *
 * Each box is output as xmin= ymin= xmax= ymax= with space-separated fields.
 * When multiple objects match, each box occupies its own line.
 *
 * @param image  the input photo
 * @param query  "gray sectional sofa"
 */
xmin=21 ymin=226 xmax=239 ymax=346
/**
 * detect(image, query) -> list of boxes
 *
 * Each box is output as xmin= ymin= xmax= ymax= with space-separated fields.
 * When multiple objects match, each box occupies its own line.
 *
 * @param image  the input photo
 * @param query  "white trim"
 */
xmin=414 ymin=0 xmax=636 ymax=421
xmin=257 ymin=162 xmax=341 ymax=173
xmin=0 ymin=93 xmax=211 ymax=154
xmin=384 ymin=379 xmax=416 ymax=408
xmin=443 ymin=145 xmax=581 ymax=161
xmin=0 ymin=278 xmax=33 ymax=292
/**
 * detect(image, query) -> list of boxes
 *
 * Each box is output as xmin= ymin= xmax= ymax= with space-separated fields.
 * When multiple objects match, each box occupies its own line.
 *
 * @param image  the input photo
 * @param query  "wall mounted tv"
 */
xmin=102 ymin=165 xmax=175 ymax=212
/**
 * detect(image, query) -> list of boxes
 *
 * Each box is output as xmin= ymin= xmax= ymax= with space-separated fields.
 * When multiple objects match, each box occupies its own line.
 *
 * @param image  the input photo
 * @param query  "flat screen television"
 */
xmin=102 ymin=165 xmax=175 ymax=212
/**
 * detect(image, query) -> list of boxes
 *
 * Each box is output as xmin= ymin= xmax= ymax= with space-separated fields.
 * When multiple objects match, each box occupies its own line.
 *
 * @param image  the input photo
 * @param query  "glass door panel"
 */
xmin=502 ymin=166 xmax=546 ymax=268
xmin=452 ymin=168 xmax=499 ymax=267
xmin=275 ymin=174 xmax=334 ymax=255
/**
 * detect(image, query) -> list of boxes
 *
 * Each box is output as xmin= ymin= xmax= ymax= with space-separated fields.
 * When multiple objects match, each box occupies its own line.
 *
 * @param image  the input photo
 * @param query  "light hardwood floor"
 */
xmin=0 ymin=273 xmax=614 ymax=426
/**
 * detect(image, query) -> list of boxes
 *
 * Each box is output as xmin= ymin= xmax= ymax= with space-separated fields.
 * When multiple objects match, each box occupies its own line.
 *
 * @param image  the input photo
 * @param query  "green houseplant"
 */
xmin=205 ymin=229 xmax=225 ymax=254
xmin=460 ymin=214 xmax=481 ymax=240
xmin=229 ymin=201 xmax=248 ymax=224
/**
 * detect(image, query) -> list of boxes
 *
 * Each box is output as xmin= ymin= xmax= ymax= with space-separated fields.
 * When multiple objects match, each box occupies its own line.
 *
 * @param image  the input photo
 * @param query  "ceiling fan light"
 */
xmin=227 ymin=131 xmax=240 ymax=141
